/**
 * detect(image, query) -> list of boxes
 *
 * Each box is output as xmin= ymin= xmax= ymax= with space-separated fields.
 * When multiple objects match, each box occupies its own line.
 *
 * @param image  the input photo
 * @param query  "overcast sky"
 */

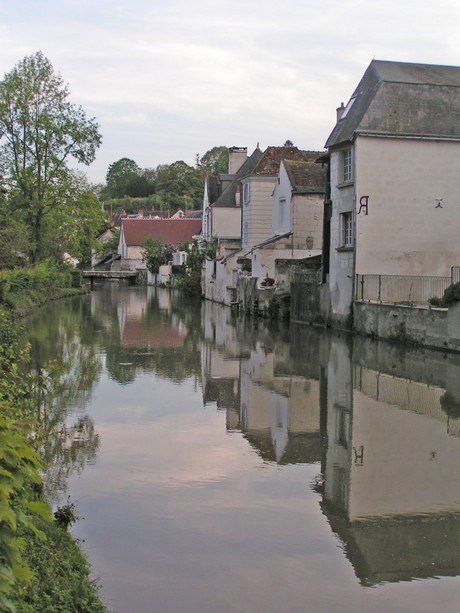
xmin=2 ymin=0 xmax=460 ymax=184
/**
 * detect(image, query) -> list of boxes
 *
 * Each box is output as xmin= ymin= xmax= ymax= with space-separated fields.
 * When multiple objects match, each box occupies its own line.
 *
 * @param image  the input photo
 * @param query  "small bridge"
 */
xmin=82 ymin=270 xmax=138 ymax=288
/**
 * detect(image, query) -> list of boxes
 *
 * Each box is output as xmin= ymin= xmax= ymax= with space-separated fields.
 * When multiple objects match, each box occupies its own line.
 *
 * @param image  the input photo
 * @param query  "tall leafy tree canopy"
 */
xmin=199 ymin=146 xmax=229 ymax=175
xmin=0 ymin=51 xmax=102 ymax=263
xmin=105 ymin=157 xmax=140 ymax=198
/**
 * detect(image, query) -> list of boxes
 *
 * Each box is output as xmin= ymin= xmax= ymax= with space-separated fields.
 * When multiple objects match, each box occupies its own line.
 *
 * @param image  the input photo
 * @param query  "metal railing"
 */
xmin=355 ymin=274 xmax=452 ymax=305
xmin=452 ymin=266 xmax=460 ymax=284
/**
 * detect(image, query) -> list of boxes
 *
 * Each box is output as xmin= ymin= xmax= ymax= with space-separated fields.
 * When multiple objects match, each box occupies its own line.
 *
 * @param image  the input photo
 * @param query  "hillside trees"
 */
xmin=105 ymin=157 xmax=155 ymax=198
xmin=102 ymin=146 xmax=229 ymax=214
xmin=155 ymin=160 xmax=204 ymax=210
xmin=199 ymin=146 xmax=229 ymax=175
xmin=0 ymin=51 xmax=102 ymax=264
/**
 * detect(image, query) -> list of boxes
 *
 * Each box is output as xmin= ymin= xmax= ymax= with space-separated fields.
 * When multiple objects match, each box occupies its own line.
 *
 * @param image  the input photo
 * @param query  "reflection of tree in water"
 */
xmin=41 ymin=413 xmax=100 ymax=500
xmin=25 ymin=296 xmax=103 ymax=502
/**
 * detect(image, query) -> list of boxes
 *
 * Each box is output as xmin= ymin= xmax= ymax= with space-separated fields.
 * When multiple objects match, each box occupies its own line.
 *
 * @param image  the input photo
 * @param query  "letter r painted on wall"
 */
xmin=357 ymin=195 xmax=369 ymax=215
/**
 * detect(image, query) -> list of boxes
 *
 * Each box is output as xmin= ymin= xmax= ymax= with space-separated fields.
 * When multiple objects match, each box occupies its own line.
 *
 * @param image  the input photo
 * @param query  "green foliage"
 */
xmin=54 ymin=498 xmax=79 ymax=531
xmin=141 ymin=237 xmax=166 ymax=274
xmin=0 ymin=293 xmax=105 ymax=611
xmin=267 ymin=294 xmax=291 ymax=321
xmin=199 ymin=146 xmax=229 ymax=175
xmin=12 ymin=516 xmax=105 ymax=612
xmin=0 ymin=262 xmax=77 ymax=313
xmin=0 ymin=51 xmax=102 ymax=263
xmin=155 ymin=161 xmax=204 ymax=210
xmin=0 ymin=308 xmax=54 ymax=611
xmin=105 ymin=158 xmax=141 ymax=198
xmin=70 ymin=269 xmax=83 ymax=288
xmin=104 ymin=159 xmax=155 ymax=199
xmin=0 ymin=193 xmax=29 ymax=270
xmin=440 ymin=282 xmax=460 ymax=306
xmin=173 ymin=240 xmax=215 ymax=296
xmin=102 ymin=145 xmax=230 ymax=213
xmin=42 ymin=187 xmax=105 ymax=266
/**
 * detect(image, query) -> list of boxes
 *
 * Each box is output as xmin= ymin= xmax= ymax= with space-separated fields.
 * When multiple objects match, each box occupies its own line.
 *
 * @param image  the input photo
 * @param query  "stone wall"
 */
xmin=354 ymin=300 xmax=460 ymax=353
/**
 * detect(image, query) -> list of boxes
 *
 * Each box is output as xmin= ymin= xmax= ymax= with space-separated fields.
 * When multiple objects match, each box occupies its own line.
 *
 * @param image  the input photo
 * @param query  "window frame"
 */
xmin=340 ymin=211 xmax=353 ymax=249
xmin=243 ymin=182 xmax=250 ymax=205
xmin=342 ymin=148 xmax=352 ymax=183
xmin=278 ymin=196 xmax=287 ymax=231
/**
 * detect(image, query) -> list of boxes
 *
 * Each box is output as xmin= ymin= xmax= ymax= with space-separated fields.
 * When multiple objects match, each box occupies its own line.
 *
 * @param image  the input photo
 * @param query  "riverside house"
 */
xmin=117 ymin=218 xmax=202 ymax=271
xmin=249 ymin=157 xmax=326 ymax=291
xmin=322 ymin=59 xmax=460 ymax=327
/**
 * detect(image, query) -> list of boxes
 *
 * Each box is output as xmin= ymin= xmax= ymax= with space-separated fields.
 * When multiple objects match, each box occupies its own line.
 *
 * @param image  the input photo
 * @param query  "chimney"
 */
xmin=228 ymin=147 xmax=248 ymax=174
xmin=336 ymin=102 xmax=345 ymax=122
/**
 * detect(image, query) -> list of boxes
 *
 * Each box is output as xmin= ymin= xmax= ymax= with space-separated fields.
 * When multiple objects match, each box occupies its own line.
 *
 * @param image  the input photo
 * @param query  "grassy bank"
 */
xmin=0 ymin=261 xmax=89 ymax=316
xmin=0 ymin=263 xmax=105 ymax=612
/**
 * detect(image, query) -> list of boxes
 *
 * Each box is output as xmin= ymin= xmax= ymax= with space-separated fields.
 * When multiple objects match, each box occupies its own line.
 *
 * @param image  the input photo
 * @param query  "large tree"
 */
xmin=155 ymin=160 xmax=204 ymax=210
xmin=0 ymin=51 xmax=102 ymax=263
xmin=105 ymin=157 xmax=140 ymax=198
xmin=199 ymin=146 xmax=229 ymax=175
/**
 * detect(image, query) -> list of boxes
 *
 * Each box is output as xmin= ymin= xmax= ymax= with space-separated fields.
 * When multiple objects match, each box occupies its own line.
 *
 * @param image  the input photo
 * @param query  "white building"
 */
xmin=324 ymin=60 xmax=460 ymax=327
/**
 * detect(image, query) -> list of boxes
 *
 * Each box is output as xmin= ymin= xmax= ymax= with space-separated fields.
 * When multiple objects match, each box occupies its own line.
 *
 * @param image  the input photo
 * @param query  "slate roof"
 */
xmin=185 ymin=210 xmax=203 ymax=218
xmin=211 ymin=147 xmax=263 ymax=208
xmin=283 ymin=159 xmax=327 ymax=194
xmin=121 ymin=218 xmax=202 ymax=246
xmin=251 ymin=146 xmax=320 ymax=176
xmin=326 ymin=59 xmax=460 ymax=148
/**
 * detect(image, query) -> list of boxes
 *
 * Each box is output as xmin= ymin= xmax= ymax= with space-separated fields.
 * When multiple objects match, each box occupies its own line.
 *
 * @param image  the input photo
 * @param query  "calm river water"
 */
xmin=25 ymin=283 xmax=460 ymax=613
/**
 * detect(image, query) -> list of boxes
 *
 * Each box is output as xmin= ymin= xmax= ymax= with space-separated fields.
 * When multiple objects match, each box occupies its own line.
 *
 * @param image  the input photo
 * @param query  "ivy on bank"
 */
xmin=0 ymin=265 xmax=105 ymax=612
xmin=0 ymin=261 xmax=84 ymax=315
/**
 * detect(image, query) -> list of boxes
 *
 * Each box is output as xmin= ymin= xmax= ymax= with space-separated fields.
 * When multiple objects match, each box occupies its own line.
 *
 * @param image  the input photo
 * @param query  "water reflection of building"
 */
xmin=118 ymin=287 xmax=186 ymax=348
xmin=240 ymin=341 xmax=321 ymax=463
xmin=201 ymin=301 xmax=245 ymax=428
xmin=321 ymin=336 xmax=460 ymax=585
xmin=201 ymin=301 xmax=321 ymax=464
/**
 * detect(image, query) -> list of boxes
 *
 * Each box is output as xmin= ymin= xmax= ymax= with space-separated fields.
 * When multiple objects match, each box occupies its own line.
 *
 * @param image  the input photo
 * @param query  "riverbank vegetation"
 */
xmin=0 ymin=51 xmax=105 ymax=611
xmin=0 ymin=289 xmax=105 ymax=611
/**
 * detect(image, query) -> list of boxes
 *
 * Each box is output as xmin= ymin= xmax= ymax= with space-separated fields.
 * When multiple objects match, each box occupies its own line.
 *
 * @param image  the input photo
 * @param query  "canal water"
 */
xmin=25 ymin=283 xmax=460 ymax=613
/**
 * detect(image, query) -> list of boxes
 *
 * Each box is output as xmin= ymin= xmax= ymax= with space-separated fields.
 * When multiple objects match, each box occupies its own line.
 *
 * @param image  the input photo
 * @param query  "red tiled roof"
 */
xmin=121 ymin=218 xmax=202 ymax=247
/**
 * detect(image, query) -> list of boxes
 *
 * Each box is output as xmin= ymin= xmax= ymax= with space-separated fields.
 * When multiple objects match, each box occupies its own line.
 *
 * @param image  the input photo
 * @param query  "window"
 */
xmin=243 ymin=182 xmax=250 ymax=204
xmin=336 ymin=408 xmax=351 ymax=448
xmin=242 ymin=221 xmax=249 ymax=245
xmin=340 ymin=95 xmax=357 ymax=120
xmin=342 ymin=148 xmax=352 ymax=183
xmin=340 ymin=211 xmax=353 ymax=248
xmin=278 ymin=197 xmax=287 ymax=230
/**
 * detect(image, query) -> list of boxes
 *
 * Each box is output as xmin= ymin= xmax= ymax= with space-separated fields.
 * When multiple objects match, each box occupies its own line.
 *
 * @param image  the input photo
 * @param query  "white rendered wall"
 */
xmin=355 ymin=137 xmax=460 ymax=276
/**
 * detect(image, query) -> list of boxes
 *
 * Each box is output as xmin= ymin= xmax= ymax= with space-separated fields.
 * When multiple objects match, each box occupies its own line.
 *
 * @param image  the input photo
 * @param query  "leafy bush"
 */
xmin=54 ymin=499 xmax=79 ymax=531
xmin=0 ymin=303 xmax=105 ymax=612
xmin=440 ymin=282 xmax=460 ymax=307
xmin=0 ymin=262 xmax=78 ymax=312
xmin=70 ymin=269 xmax=82 ymax=288
xmin=12 ymin=517 xmax=105 ymax=612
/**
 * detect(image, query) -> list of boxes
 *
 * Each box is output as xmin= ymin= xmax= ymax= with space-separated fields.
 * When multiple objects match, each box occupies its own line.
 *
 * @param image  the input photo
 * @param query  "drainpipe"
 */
xmin=351 ymin=140 xmax=357 ymax=328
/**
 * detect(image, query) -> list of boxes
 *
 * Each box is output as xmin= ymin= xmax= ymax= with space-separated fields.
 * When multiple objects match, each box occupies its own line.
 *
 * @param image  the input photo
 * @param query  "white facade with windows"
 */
xmin=324 ymin=59 xmax=460 ymax=327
